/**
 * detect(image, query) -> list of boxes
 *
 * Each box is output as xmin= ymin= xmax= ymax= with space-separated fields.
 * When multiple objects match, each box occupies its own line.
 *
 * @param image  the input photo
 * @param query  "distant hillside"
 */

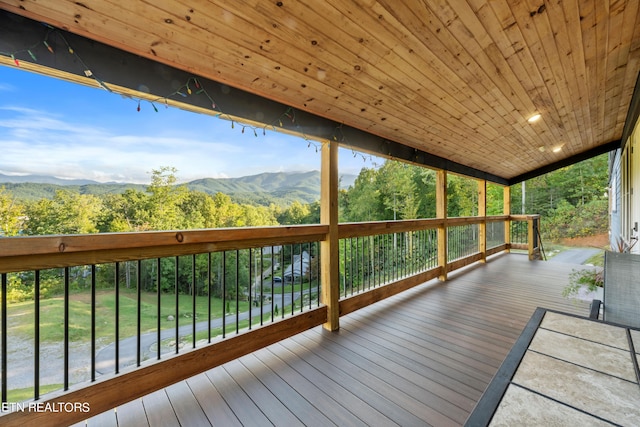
xmin=1 ymin=171 xmax=357 ymax=206
xmin=0 ymin=173 xmax=101 ymax=186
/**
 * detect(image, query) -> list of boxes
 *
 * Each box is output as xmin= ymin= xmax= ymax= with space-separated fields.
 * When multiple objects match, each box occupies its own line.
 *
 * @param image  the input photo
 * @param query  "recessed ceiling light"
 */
xmin=552 ymin=146 xmax=562 ymax=153
xmin=538 ymin=146 xmax=546 ymax=152
xmin=528 ymin=114 xmax=542 ymax=123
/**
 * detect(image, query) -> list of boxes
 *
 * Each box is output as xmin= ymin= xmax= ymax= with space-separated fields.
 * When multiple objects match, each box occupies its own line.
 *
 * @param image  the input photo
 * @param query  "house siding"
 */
xmin=609 ymin=148 xmax=623 ymax=250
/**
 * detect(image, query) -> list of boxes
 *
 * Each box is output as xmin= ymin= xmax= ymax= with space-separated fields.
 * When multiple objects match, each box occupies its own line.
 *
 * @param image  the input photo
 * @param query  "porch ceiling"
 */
xmin=1 ymin=1 xmax=640 ymax=181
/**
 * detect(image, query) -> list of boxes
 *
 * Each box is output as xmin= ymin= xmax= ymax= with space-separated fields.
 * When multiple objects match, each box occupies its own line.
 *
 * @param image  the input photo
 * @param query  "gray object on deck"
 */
xmin=603 ymin=251 xmax=640 ymax=328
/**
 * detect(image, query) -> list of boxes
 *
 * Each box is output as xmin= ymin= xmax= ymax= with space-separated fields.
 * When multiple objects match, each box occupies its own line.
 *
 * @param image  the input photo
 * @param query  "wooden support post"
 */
xmin=527 ymin=217 xmax=535 ymax=261
xmin=478 ymin=180 xmax=487 ymax=263
xmin=320 ymin=141 xmax=340 ymax=331
xmin=437 ymin=170 xmax=448 ymax=281
xmin=504 ymin=186 xmax=511 ymax=253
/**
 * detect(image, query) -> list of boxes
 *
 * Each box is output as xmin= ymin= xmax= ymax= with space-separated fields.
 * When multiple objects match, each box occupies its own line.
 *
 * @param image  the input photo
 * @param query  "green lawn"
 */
xmin=5 ymin=280 xmax=320 ymax=344
xmin=7 ymin=384 xmax=62 ymax=402
xmin=6 ymin=290 xmax=250 ymax=344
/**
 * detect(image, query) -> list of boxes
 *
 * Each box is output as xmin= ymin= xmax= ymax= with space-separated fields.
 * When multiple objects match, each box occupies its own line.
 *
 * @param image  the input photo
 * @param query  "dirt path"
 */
xmin=558 ymin=233 xmax=609 ymax=248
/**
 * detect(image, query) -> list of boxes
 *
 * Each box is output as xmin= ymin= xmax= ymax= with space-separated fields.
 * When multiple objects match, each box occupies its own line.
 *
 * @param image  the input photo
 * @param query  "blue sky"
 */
xmin=0 ymin=65 xmax=380 ymax=184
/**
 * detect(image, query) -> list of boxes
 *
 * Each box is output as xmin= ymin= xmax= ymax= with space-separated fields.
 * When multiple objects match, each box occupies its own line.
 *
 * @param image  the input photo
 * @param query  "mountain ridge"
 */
xmin=0 ymin=171 xmax=357 ymax=206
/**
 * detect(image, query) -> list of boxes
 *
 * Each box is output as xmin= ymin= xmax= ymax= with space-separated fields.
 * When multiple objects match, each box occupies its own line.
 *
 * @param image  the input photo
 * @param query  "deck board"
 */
xmin=140 ymin=389 xmax=179 ymax=427
xmin=204 ymin=365 xmax=273 ymax=426
xmin=185 ymin=374 xmax=243 ymax=427
xmin=114 ymin=399 xmax=147 ymax=427
xmin=223 ymin=358 xmax=305 ymax=427
xmin=288 ymin=330 xmax=455 ymax=426
xmin=106 ymin=254 xmax=589 ymax=426
xmin=164 ymin=381 xmax=212 ymax=426
xmin=273 ymin=338 xmax=411 ymax=427
xmin=237 ymin=353 xmax=336 ymax=427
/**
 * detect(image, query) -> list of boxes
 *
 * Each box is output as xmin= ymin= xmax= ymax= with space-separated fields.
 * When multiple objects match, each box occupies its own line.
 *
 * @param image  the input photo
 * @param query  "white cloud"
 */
xmin=0 ymin=105 xmax=322 ymax=183
xmin=0 ymin=102 xmax=378 ymax=184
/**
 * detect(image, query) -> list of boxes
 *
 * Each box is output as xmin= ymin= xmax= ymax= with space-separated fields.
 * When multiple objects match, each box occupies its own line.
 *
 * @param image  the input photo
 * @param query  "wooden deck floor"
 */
xmin=77 ymin=254 xmax=591 ymax=427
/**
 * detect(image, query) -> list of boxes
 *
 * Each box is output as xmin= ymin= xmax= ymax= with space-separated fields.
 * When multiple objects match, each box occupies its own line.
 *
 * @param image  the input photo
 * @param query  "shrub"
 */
xmin=562 ymin=268 xmax=603 ymax=299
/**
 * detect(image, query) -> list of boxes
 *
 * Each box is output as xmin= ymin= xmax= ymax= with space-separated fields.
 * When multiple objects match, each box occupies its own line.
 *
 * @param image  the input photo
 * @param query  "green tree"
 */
xmin=236 ymin=204 xmax=278 ymax=227
xmin=447 ymin=174 xmax=477 ymax=217
xmin=342 ymin=167 xmax=383 ymax=221
xmin=146 ymin=166 xmax=189 ymax=230
xmin=179 ymin=191 xmax=217 ymax=229
xmin=210 ymin=193 xmax=243 ymax=227
xmin=0 ymin=186 xmax=23 ymax=236
xmin=98 ymin=190 xmax=150 ymax=232
xmin=509 ymin=154 xmax=609 ymax=239
xmin=377 ymin=162 xmax=419 ymax=220
xmin=413 ymin=167 xmax=437 ymax=219
xmin=278 ymin=200 xmax=311 ymax=225
xmin=486 ymin=182 xmax=504 ymax=215
xmin=24 ymin=190 xmax=102 ymax=235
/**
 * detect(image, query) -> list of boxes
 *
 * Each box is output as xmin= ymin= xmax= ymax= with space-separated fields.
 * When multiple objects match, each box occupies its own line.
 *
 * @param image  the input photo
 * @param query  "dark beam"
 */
xmin=0 ymin=10 xmax=509 ymax=185
xmin=508 ymin=140 xmax=621 ymax=185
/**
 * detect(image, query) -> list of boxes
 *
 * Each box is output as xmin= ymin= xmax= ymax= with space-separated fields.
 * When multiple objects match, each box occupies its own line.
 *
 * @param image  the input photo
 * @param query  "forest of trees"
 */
xmin=0 ymin=155 xmax=609 ymax=240
xmin=339 ymin=153 xmax=608 ymax=242
xmin=0 ymin=156 xmax=609 ymax=303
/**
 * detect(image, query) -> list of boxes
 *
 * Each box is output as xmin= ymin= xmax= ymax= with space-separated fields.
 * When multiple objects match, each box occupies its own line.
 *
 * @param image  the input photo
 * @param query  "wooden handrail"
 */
xmin=509 ymin=214 xmax=541 ymax=221
xmin=338 ymin=215 xmax=513 ymax=239
xmin=0 ymin=225 xmax=328 ymax=274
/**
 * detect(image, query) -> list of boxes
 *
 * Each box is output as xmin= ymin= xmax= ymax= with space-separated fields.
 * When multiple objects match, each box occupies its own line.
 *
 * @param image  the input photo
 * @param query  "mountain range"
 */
xmin=0 ymin=171 xmax=357 ymax=206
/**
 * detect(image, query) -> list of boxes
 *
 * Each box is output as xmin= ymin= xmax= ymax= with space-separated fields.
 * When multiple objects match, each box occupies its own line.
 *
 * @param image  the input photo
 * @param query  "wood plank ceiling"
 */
xmin=1 ymin=0 xmax=640 ymax=181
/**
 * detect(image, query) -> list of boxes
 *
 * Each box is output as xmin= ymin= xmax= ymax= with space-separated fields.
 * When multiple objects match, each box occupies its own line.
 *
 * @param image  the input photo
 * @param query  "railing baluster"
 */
xmin=222 ymin=251 xmax=227 ymax=338
xmin=91 ymin=265 xmax=96 ymax=381
xmin=417 ymin=230 xmax=422 ymax=273
xmin=208 ymin=253 xmax=212 ymax=342
xmin=298 ymin=245 xmax=303 ymax=312
xmin=313 ymin=242 xmax=318 ymax=306
xmin=137 ymin=260 xmax=142 ymax=366
xmin=259 ymin=247 xmax=264 ymax=325
xmin=307 ymin=242 xmax=312 ymax=310
xmin=270 ymin=247 xmax=275 ymax=323
xmin=174 ymin=257 xmax=179 ymax=354
xmin=249 ymin=248 xmax=253 ymax=330
xmin=156 ymin=258 xmax=161 ymax=360
xmin=376 ymin=234 xmax=380 ymax=286
xmin=351 ymin=238 xmax=355 ymax=295
xmin=235 ymin=250 xmax=239 ymax=334
xmin=381 ymin=234 xmax=385 ymax=284
xmin=341 ymin=239 xmax=346 ymax=297
xmin=280 ymin=246 xmax=285 ymax=319
xmin=64 ymin=267 xmax=70 ymax=389
xmin=1 ymin=273 xmax=6 ymax=403
xmin=34 ymin=270 xmax=40 ymax=400
xmin=192 ymin=254 xmax=196 ymax=349
xmin=293 ymin=244 xmax=298 ymax=315
xmin=402 ymin=232 xmax=407 ymax=278
xmin=91 ymin=264 xmax=96 ymax=382
xmin=358 ymin=237 xmax=363 ymax=293
xmin=115 ymin=263 xmax=120 ymax=374
xmin=371 ymin=236 xmax=375 ymax=287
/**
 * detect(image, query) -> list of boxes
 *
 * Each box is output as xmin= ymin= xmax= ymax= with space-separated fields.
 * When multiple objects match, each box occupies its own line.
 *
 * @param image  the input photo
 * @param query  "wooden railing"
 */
xmin=0 ymin=215 xmax=540 ymax=426
xmin=509 ymin=215 xmax=542 ymax=260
